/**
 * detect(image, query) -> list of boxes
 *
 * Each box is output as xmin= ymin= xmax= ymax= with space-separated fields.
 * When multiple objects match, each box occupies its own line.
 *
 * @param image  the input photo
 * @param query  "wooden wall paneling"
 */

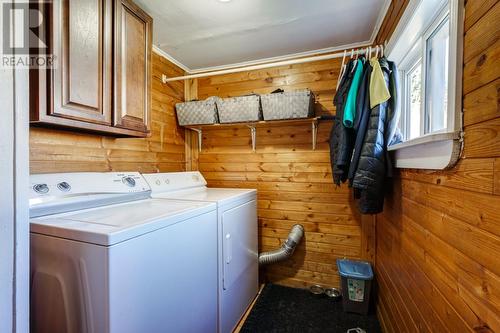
xmin=463 ymin=1 xmax=500 ymax=63
xmin=375 ymin=1 xmax=500 ymax=332
xmin=463 ymin=118 xmax=500 ymax=158
xmin=464 ymin=0 xmax=498 ymax=31
xmin=360 ymin=215 xmax=376 ymax=263
xmin=463 ymin=78 xmax=500 ymax=126
xmin=463 ymin=39 xmax=500 ymax=95
xmin=30 ymin=51 xmax=186 ymax=174
xmin=494 ymin=158 xmax=500 ymax=195
xmin=184 ymin=78 xmax=198 ymax=171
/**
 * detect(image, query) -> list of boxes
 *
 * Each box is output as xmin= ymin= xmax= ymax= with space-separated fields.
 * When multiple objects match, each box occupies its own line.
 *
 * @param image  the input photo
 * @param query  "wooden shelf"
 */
xmin=185 ymin=117 xmax=320 ymax=129
xmin=184 ymin=117 xmax=320 ymax=152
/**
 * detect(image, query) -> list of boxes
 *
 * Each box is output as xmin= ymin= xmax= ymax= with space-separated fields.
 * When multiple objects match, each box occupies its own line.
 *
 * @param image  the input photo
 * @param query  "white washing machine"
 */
xmin=142 ymin=172 xmax=258 ymax=333
xmin=29 ymin=172 xmax=218 ymax=333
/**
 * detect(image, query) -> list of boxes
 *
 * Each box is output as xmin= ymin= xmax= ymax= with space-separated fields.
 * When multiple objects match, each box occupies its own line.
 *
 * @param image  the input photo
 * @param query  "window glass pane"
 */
xmin=425 ymin=17 xmax=449 ymax=133
xmin=407 ymin=60 xmax=422 ymax=139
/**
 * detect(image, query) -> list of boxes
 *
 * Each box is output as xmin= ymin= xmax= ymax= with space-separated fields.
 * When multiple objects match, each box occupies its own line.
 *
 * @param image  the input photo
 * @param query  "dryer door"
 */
xmin=222 ymin=200 xmax=258 ymax=290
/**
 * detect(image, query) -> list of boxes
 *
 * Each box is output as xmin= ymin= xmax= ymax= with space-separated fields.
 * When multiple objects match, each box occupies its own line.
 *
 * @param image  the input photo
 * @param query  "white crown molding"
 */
xmin=152 ymin=45 xmax=190 ymax=72
xmin=187 ymin=40 xmax=373 ymax=74
xmin=153 ymin=0 xmax=392 ymax=74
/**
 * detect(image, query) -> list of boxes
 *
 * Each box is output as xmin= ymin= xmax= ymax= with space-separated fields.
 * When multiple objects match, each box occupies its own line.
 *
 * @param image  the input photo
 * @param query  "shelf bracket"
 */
xmin=247 ymin=125 xmax=257 ymax=152
xmin=188 ymin=128 xmax=203 ymax=152
xmin=312 ymin=119 xmax=318 ymax=150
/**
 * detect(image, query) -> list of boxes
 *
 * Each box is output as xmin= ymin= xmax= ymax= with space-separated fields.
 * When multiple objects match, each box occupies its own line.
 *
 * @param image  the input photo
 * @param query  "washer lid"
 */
xmin=30 ymin=199 xmax=216 ymax=246
xmin=151 ymin=187 xmax=256 ymax=206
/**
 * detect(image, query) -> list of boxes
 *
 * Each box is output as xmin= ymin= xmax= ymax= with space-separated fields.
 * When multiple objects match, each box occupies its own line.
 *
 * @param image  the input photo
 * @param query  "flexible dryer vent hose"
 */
xmin=259 ymin=224 xmax=304 ymax=266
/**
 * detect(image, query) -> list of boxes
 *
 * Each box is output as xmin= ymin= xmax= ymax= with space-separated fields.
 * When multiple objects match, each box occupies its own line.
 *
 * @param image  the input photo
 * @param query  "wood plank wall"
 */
xmin=191 ymin=57 xmax=376 ymax=288
xmin=375 ymin=1 xmax=500 ymax=332
xmin=30 ymin=52 xmax=186 ymax=174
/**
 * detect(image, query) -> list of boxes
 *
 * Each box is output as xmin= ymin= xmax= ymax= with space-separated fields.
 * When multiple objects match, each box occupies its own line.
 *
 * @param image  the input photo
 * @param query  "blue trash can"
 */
xmin=337 ymin=259 xmax=374 ymax=315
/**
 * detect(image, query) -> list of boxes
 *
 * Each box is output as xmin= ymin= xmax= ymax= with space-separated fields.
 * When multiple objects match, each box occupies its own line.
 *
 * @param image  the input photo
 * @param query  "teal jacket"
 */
xmin=342 ymin=59 xmax=364 ymax=128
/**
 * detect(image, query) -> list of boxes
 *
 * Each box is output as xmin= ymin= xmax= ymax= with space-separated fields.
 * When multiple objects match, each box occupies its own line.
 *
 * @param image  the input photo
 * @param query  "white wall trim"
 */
xmin=186 ymin=40 xmax=373 ymax=74
xmin=0 ymin=41 xmax=30 ymax=333
xmin=12 ymin=55 xmax=30 ymax=333
xmin=152 ymin=46 xmax=190 ymax=72
xmin=388 ymin=131 xmax=459 ymax=151
xmin=390 ymin=137 xmax=461 ymax=169
xmin=0 ymin=2 xmax=30 ymax=330
xmin=0 ymin=64 xmax=16 ymax=333
xmin=153 ymin=0 xmax=392 ymax=74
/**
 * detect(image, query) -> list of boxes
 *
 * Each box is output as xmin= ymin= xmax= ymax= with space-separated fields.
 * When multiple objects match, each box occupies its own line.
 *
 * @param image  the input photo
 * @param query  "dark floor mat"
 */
xmin=240 ymin=283 xmax=381 ymax=333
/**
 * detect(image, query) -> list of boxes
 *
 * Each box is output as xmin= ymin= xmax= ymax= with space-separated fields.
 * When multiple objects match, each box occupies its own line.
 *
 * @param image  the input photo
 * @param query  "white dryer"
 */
xmin=29 ymin=172 xmax=218 ymax=333
xmin=142 ymin=171 xmax=258 ymax=333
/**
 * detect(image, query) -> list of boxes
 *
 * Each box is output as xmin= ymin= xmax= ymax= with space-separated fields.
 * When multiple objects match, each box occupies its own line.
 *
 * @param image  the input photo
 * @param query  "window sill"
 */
xmin=388 ymin=131 xmax=462 ymax=169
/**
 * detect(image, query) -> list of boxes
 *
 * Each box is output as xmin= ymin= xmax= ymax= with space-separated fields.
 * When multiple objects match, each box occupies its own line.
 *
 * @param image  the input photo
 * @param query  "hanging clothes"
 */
xmin=369 ymin=57 xmax=391 ymax=109
xmin=329 ymin=59 xmax=356 ymax=185
xmin=347 ymin=60 xmax=372 ymax=185
xmin=351 ymin=57 xmax=400 ymax=214
xmin=329 ymin=51 xmax=401 ymax=214
xmin=384 ymin=61 xmax=403 ymax=178
xmin=343 ymin=58 xmax=365 ymax=128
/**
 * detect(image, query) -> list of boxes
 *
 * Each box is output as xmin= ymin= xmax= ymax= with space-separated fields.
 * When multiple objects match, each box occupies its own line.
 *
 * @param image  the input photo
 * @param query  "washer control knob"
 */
xmin=57 ymin=182 xmax=71 ymax=192
xmin=33 ymin=183 xmax=49 ymax=194
xmin=122 ymin=176 xmax=136 ymax=187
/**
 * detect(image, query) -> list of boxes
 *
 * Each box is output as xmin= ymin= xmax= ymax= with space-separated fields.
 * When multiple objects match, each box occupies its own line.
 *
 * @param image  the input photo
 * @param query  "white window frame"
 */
xmin=399 ymin=43 xmax=423 ymax=140
xmin=385 ymin=0 xmax=464 ymax=169
xmin=422 ymin=9 xmax=450 ymax=135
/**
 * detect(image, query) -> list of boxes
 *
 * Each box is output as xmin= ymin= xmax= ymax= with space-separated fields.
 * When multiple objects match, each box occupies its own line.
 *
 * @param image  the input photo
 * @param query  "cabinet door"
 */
xmin=114 ymin=0 xmax=152 ymax=133
xmin=33 ymin=0 xmax=113 ymax=125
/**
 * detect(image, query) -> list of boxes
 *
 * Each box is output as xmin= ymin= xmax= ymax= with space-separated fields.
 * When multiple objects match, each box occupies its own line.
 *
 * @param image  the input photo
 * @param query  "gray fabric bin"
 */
xmin=175 ymin=96 xmax=220 ymax=126
xmin=216 ymin=95 xmax=262 ymax=123
xmin=261 ymin=89 xmax=315 ymax=120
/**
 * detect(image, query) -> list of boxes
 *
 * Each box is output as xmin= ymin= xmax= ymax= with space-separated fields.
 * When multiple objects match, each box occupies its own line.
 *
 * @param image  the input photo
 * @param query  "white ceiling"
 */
xmin=136 ymin=0 xmax=391 ymax=72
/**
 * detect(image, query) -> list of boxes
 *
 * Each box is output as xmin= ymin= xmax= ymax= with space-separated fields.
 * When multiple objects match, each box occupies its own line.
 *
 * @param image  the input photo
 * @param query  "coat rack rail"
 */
xmin=162 ymin=44 xmax=386 ymax=82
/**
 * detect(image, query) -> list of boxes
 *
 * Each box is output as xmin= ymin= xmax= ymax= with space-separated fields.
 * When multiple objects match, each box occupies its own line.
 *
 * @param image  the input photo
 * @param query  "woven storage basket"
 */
xmin=216 ymin=95 xmax=262 ymax=123
xmin=261 ymin=89 xmax=315 ymax=120
xmin=175 ymin=96 xmax=220 ymax=126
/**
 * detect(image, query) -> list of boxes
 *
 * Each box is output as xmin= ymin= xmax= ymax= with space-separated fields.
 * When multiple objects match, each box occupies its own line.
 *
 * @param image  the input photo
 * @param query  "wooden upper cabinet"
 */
xmin=30 ymin=0 xmax=152 ymax=137
xmin=113 ymin=0 xmax=152 ymax=134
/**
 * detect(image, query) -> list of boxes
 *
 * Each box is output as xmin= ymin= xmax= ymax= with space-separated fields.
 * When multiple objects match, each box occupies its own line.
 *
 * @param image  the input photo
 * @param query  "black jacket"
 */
xmin=347 ymin=61 xmax=372 ymax=185
xmin=329 ymin=60 xmax=356 ymax=185
xmin=351 ymin=58 xmax=399 ymax=214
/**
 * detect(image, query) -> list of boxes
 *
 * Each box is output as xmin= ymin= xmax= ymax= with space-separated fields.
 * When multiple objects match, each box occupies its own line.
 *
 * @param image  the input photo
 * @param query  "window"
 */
xmin=385 ymin=0 xmax=464 ymax=169
xmin=424 ymin=17 xmax=449 ymax=134
xmin=404 ymin=58 xmax=422 ymax=140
